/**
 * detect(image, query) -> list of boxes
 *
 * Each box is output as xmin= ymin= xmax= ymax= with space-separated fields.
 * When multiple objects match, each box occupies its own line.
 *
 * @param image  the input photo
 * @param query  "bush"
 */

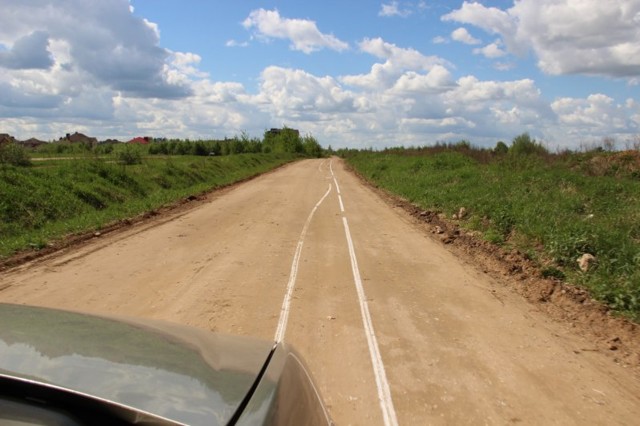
xmin=0 ymin=143 xmax=31 ymax=167
xmin=303 ymin=135 xmax=323 ymax=158
xmin=494 ymin=141 xmax=508 ymax=155
xmin=116 ymin=148 xmax=142 ymax=165
xmin=509 ymin=133 xmax=548 ymax=156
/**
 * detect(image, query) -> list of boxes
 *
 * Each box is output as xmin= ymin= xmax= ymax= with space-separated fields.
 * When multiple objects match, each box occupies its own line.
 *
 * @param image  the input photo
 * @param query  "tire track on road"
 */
xmin=274 ymin=183 xmax=333 ymax=343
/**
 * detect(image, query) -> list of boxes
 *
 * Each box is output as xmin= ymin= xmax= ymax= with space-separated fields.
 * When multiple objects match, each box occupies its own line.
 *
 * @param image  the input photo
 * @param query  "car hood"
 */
xmin=0 ymin=303 xmax=274 ymax=425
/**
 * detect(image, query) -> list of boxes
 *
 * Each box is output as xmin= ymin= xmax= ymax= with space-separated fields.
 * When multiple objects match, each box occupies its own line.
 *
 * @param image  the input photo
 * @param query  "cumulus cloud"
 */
xmin=551 ymin=94 xmax=630 ymax=130
xmin=256 ymin=66 xmax=358 ymax=117
xmin=341 ymin=38 xmax=451 ymax=89
xmin=443 ymin=0 xmax=640 ymax=79
xmin=379 ymin=1 xmax=412 ymax=18
xmin=391 ymin=66 xmax=455 ymax=94
xmin=2 ymin=1 xmax=638 ymax=150
xmin=0 ymin=0 xmax=191 ymax=99
xmin=473 ymin=40 xmax=507 ymax=58
xmin=451 ymin=28 xmax=480 ymax=45
xmin=0 ymin=31 xmax=53 ymax=69
xmin=442 ymin=2 xmax=515 ymax=42
xmin=242 ymin=9 xmax=348 ymax=54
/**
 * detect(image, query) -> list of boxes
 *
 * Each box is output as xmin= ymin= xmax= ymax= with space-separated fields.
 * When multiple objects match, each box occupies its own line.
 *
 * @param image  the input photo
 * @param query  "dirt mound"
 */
xmin=583 ymin=150 xmax=640 ymax=178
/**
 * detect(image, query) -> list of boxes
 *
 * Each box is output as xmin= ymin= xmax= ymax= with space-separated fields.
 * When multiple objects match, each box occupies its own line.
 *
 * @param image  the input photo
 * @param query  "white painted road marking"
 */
xmin=331 ymin=160 xmax=399 ymax=426
xmin=342 ymin=218 xmax=399 ymax=426
xmin=330 ymin=160 xmax=345 ymax=212
xmin=275 ymin=159 xmax=398 ymax=425
xmin=274 ymin=184 xmax=333 ymax=343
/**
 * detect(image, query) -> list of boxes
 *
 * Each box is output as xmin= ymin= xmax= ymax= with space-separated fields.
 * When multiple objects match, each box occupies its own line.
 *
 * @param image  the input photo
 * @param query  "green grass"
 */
xmin=346 ymin=150 xmax=640 ymax=320
xmin=0 ymin=153 xmax=296 ymax=259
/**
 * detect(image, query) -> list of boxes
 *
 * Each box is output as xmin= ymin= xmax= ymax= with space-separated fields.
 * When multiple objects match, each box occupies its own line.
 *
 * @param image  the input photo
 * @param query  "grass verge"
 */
xmin=0 ymin=153 xmax=296 ymax=259
xmin=346 ymin=150 xmax=640 ymax=321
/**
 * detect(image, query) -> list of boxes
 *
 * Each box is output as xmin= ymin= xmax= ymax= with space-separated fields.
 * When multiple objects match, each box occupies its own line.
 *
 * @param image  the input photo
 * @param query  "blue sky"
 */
xmin=1 ymin=1 xmax=639 ymax=149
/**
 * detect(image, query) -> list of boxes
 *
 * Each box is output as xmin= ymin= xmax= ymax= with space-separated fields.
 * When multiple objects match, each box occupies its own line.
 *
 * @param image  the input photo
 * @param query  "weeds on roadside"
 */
xmin=346 ymin=139 xmax=640 ymax=320
xmin=0 ymin=153 xmax=295 ymax=259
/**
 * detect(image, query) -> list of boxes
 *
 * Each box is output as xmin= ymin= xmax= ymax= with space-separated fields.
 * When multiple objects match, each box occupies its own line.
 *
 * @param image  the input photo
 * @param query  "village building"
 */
xmin=0 ymin=133 xmax=17 ymax=145
xmin=58 ymin=132 xmax=98 ymax=148
xmin=128 ymin=136 xmax=152 ymax=144
xmin=19 ymin=138 xmax=47 ymax=149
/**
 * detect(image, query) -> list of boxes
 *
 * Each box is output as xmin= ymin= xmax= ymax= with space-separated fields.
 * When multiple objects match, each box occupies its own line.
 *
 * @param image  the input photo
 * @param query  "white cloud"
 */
xmin=256 ymin=66 xmax=357 ymax=116
xmin=494 ymin=62 xmax=516 ymax=71
xmin=168 ymin=52 xmax=208 ymax=79
xmin=391 ymin=66 xmax=455 ymax=94
xmin=0 ymin=0 xmax=190 ymax=99
xmin=225 ymin=39 xmax=249 ymax=48
xmin=442 ymin=2 xmax=515 ymax=41
xmin=1 ymin=2 xmax=638 ymax=150
xmin=379 ymin=1 xmax=412 ymax=18
xmin=432 ymin=36 xmax=448 ymax=44
xmin=451 ymin=28 xmax=480 ymax=45
xmin=242 ymin=9 xmax=348 ymax=54
xmin=341 ymin=38 xmax=451 ymax=89
xmin=0 ymin=31 xmax=53 ymax=69
xmin=551 ymin=94 xmax=629 ymax=129
xmin=443 ymin=0 xmax=640 ymax=79
xmin=473 ymin=40 xmax=507 ymax=58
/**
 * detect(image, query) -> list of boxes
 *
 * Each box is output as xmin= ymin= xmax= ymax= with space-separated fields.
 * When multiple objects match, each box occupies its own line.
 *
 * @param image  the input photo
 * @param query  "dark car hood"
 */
xmin=0 ymin=303 xmax=274 ymax=425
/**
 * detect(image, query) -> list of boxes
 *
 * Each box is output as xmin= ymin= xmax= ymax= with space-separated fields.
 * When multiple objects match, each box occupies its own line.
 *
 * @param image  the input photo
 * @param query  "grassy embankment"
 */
xmin=345 ymin=142 xmax=640 ymax=320
xmin=0 ymin=153 xmax=296 ymax=259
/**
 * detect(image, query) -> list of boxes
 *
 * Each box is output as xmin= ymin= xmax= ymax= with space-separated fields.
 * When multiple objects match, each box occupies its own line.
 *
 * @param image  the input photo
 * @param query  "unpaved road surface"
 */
xmin=1 ymin=159 xmax=639 ymax=425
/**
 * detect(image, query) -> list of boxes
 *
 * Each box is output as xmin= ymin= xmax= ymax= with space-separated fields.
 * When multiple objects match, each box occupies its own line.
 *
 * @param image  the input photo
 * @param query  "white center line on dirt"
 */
xmin=341 ymin=217 xmax=399 ymax=426
xmin=330 ymin=160 xmax=341 ymax=194
xmin=338 ymin=195 xmax=345 ymax=213
xmin=331 ymin=159 xmax=399 ymax=426
xmin=274 ymin=183 xmax=333 ymax=343
xmin=330 ymin=160 xmax=345 ymax=212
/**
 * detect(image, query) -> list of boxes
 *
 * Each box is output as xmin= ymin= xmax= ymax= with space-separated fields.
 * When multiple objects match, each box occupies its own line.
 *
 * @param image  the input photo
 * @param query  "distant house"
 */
xmin=0 ymin=133 xmax=17 ymax=145
xmin=59 ymin=132 xmax=98 ymax=147
xmin=128 ymin=136 xmax=152 ymax=145
xmin=266 ymin=128 xmax=300 ymax=138
xmin=20 ymin=138 xmax=47 ymax=149
xmin=100 ymin=139 xmax=121 ymax=145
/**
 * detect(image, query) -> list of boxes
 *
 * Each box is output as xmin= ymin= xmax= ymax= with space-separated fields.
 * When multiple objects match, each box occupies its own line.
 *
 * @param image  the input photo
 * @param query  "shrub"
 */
xmin=509 ymin=133 xmax=548 ymax=157
xmin=494 ymin=141 xmax=508 ymax=155
xmin=0 ymin=143 xmax=31 ymax=167
xmin=116 ymin=148 xmax=142 ymax=165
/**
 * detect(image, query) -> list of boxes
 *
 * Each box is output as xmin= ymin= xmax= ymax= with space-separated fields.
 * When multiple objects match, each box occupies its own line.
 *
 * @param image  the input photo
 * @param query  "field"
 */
xmin=345 ymin=144 xmax=640 ymax=320
xmin=0 ymin=151 xmax=297 ymax=259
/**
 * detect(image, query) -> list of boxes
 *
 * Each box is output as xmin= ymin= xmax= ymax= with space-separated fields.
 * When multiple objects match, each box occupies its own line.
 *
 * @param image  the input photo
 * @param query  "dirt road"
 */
xmin=1 ymin=159 xmax=639 ymax=425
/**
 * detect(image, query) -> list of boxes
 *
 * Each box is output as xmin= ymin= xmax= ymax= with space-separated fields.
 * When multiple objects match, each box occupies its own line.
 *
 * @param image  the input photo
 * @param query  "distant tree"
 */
xmin=193 ymin=141 xmax=208 ymax=156
xmin=454 ymin=139 xmax=471 ymax=150
xmin=210 ymin=141 xmax=222 ymax=156
xmin=302 ymin=135 xmax=323 ymax=158
xmin=263 ymin=127 xmax=303 ymax=154
xmin=176 ymin=141 xmax=192 ymax=155
xmin=509 ymin=133 xmax=548 ymax=156
xmin=494 ymin=141 xmax=509 ymax=155
xmin=230 ymin=138 xmax=244 ymax=154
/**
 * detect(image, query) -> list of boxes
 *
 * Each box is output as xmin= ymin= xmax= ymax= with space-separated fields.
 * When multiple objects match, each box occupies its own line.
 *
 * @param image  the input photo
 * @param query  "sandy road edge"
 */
xmin=0 ymin=159 xmax=300 ymax=272
xmin=340 ymin=158 xmax=640 ymax=375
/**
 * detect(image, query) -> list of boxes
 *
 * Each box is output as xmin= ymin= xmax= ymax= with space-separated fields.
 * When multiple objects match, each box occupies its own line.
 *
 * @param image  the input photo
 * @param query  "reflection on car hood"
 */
xmin=0 ymin=303 xmax=274 ymax=425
